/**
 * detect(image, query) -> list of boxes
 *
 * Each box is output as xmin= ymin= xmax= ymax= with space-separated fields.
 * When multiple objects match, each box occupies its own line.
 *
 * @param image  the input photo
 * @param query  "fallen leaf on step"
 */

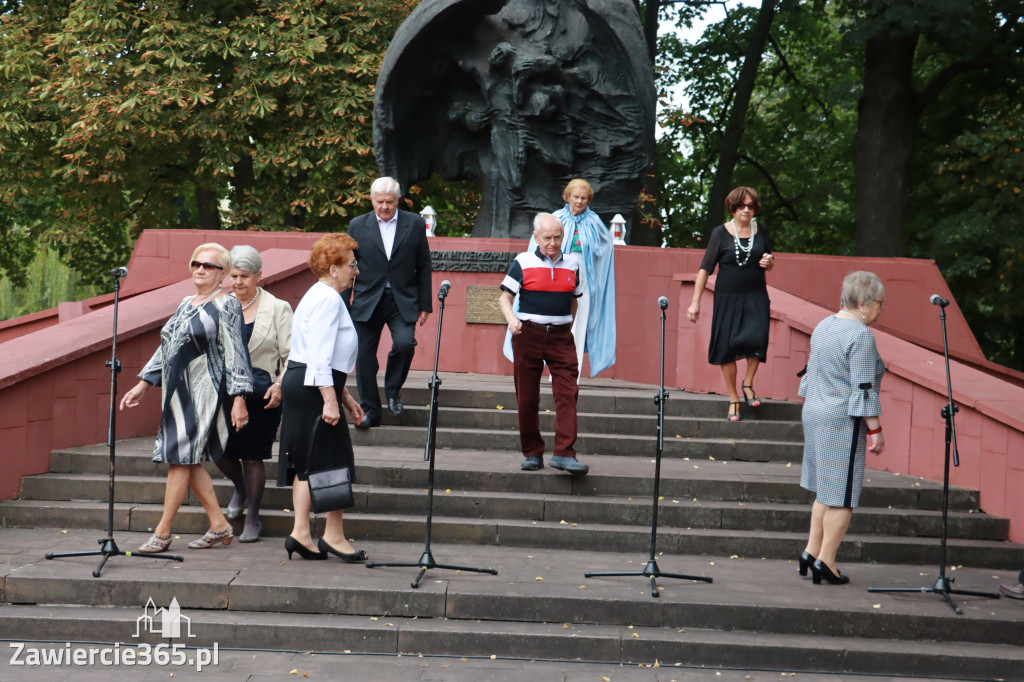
xmin=675 ymin=434 xmax=681 ymax=438
xmin=708 ymin=456 xmax=715 ymax=461
xmin=560 ymin=520 xmax=567 ymax=525
xmin=59 ymin=529 xmax=67 ymax=534
xmin=535 ymin=577 xmax=544 ymax=581
xmin=289 ymin=670 xmax=298 ymax=675
xmin=872 ymin=604 xmax=881 ymax=608
xmin=496 ymin=405 xmax=503 ymax=410
xmin=490 ymin=655 xmax=497 ymax=660
xmin=632 ymin=632 xmax=639 ymax=638
xmin=445 ymin=489 xmax=451 ymax=493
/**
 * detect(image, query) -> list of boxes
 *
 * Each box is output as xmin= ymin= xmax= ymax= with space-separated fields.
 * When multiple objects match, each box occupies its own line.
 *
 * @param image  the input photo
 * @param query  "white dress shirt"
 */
xmin=289 ymin=281 xmax=357 ymax=386
xmin=377 ymin=214 xmax=397 ymax=260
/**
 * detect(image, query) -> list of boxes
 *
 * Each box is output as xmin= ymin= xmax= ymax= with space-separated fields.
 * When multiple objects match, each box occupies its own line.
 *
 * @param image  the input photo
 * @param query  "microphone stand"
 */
xmin=366 ymin=282 xmax=497 ymax=588
xmin=46 ymin=268 xmax=184 ymax=576
xmin=867 ymin=299 xmax=998 ymax=613
xmin=584 ymin=298 xmax=712 ymax=597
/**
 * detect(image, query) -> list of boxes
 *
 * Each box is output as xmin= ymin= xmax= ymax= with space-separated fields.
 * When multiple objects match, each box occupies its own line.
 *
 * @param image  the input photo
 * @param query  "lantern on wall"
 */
xmin=420 ymin=205 xmax=438 ymax=237
xmin=610 ymin=214 xmax=626 ymax=245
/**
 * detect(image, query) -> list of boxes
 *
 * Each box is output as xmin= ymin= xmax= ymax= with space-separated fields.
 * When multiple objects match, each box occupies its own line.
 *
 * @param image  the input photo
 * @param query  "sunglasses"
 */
xmin=190 ymin=260 xmax=224 ymax=271
xmin=736 ymin=203 xmax=757 ymax=210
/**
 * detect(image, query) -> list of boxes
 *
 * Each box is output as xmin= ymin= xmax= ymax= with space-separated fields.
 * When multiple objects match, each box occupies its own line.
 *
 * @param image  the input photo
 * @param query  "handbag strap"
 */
xmin=304 ymin=416 xmax=330 ymax=476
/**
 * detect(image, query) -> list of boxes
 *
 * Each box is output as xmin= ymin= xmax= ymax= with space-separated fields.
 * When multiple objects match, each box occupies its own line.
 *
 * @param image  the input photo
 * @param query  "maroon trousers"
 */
xmin=511 ymin=321 xmax=579 ymax=458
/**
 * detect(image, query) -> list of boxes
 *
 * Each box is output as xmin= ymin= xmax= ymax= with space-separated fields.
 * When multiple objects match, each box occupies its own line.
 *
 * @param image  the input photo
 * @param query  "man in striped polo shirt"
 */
xmin=499 ymin=213 xmax=589 ymax=475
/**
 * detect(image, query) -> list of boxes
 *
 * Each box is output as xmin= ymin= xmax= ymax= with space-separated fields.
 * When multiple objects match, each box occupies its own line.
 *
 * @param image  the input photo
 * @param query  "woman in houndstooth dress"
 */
xmin=798 ymin=271 xmax=887 ymax=585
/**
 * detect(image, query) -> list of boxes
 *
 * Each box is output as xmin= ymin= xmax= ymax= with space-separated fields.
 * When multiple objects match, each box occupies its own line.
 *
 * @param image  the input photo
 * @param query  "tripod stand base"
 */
xmin=586 ymin=559 xmax=713 ymax=598
xmin=366 ymin=549 xmax=497 ymax=589
xmin=868 ymin=576 xmax=1000 ymax=615
xmin=46 ymin=537 xmax=184 ymax=578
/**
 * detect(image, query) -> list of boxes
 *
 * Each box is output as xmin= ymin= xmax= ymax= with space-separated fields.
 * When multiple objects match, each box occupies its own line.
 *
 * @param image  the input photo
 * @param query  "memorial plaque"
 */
xmin=465 ymin=285 xmax=507 ymax=325
xmin=430 ymin=250 xmax=517 ymax=273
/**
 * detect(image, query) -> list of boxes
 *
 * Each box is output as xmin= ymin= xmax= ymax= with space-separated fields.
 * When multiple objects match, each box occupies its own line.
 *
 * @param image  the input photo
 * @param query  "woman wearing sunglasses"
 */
xmin=686 ymin=187 xmax=775 ymax=421
xmin=120 ymin=242 xmax=253 ymax=553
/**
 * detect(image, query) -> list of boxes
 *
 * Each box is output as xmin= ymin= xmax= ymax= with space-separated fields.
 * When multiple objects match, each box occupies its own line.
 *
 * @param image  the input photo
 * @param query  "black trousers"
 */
xmin=354 ymin=289 xmax=417 ymax=419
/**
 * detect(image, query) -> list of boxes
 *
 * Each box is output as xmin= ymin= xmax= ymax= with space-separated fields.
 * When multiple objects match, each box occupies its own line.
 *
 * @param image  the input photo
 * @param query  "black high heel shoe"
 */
xmin=285 ymin=536 xmax=327 ymax=560
xmin=318 ymin=538 xmax=367 ymax=563
xmin=798 ymin=550 xmax=816 ymax=577
xmin=811 ymin=559 xmax=850 ymax=585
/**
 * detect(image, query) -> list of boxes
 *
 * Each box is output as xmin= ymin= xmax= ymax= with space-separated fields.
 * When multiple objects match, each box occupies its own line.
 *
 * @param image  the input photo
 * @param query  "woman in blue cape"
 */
xmin=504 ymin=179 xmax=616 ymax=377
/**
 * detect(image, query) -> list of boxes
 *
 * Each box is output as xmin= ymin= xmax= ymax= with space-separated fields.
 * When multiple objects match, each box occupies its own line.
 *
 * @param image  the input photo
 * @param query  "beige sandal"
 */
xmin=187 ymin=527 xmax=234 ymax=549
xmin=137 ymin=534 xmax=172 ymax=553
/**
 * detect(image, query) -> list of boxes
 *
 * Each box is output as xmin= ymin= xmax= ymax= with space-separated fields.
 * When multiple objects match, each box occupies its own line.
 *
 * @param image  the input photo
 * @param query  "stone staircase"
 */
xmin=1 ymin=372 xmax=1022 ymax=679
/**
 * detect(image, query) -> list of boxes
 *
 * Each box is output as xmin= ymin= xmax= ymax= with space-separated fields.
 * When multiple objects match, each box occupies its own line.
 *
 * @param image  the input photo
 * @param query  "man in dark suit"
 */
xmin=347 ymin=177 xmax=433 ymax=429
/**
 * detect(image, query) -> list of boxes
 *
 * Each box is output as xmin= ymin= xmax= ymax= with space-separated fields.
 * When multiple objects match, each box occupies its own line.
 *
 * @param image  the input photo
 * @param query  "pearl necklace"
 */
xmin=836 ymin=309 xmax=864 ymax=323
xmin=732 ymin=220 xmax=755 ymax=267
xmin=240 ymin=287 xmax=261 ymax=311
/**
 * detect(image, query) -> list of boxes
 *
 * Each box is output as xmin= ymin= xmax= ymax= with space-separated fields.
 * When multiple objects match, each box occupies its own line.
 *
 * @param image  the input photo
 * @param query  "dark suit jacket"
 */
xmin=346 ymin=209 xmax=433 ymax=323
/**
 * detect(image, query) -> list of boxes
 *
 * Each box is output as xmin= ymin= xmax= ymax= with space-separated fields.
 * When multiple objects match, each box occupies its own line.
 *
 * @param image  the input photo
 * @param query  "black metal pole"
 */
xmin=867 ymin=299 xmax=997 ymax=613
xmin=584 ymin=296 xmax=712 ymax=597
xmin=365 ymin=281 xmax=497 ymax=587
xmin=46 ymin=268 xmax=184 ymax=575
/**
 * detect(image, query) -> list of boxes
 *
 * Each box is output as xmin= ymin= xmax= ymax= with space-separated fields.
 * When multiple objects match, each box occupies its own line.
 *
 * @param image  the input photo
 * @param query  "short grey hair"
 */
xmin=840 ymin=271 xmax=886 ymax=309
xmin=532 ymin=212 xmax=563 ymax=235
xmin=229 ymin=245 xmax=262 ymax=275
xmin=370 ymin=176 xmax=401 ymax=199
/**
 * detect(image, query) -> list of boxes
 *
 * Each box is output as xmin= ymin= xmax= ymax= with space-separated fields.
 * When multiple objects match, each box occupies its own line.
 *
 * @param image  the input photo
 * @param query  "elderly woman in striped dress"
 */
xmin=798 ymin=271 xmax=887 ymax=585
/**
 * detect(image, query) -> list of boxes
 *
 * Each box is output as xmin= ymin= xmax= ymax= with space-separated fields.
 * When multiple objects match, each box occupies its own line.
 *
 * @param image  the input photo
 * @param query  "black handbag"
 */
xmin=305 ymin=417 xmax=354 ymax=513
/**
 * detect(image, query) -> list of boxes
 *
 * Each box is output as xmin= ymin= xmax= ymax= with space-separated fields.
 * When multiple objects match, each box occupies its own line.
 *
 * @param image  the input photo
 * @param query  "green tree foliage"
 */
xmin=0 ymin=0 xmax=419 ymax=286
xmin=656 ymin=0 xmax=1024 ymax=369
xmin=0 ymin=248 xmax=99 ymax=320
xmin=658 ymin=1 xmax=860 ymax=254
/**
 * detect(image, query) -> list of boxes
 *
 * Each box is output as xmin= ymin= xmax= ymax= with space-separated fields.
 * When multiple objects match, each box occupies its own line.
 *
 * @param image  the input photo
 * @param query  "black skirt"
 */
xmin=276 ymin=361 xmax=356 ymax=487
xmin=223 ymin=392 xmax=282 ymax=461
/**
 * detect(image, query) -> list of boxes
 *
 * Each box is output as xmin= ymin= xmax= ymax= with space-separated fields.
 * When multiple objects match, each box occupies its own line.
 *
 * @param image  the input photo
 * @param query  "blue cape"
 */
xmin=502 ymin=205 xmax=616 ymax=376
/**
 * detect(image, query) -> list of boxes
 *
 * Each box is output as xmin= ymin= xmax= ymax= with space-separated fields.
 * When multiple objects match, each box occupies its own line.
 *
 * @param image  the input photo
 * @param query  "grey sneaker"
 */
xmin=550 ymin=455 xmax=589 ymax=475
xmin=520 ymin=456 xmax=543 ymax=471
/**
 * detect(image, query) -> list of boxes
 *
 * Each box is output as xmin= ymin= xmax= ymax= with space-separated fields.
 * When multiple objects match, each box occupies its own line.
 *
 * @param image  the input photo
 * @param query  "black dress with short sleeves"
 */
xmin=699 ymin=223 xmax=772 ymax=365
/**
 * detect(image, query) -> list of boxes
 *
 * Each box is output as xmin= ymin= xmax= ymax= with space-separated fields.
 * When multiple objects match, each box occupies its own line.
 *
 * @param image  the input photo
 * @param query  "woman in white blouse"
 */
xmin=277 ymin=234 xmax=366 ymax=562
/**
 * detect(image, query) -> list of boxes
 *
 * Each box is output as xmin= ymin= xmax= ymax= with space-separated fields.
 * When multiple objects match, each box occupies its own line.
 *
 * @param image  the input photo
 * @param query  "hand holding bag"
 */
xmin=305 ymin=417 xmax=354 ymax=513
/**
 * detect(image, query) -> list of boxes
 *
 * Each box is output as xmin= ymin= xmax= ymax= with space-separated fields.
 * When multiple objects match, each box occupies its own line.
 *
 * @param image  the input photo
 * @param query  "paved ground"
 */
xmin=0 ymin=648 xmax=967 ymax=681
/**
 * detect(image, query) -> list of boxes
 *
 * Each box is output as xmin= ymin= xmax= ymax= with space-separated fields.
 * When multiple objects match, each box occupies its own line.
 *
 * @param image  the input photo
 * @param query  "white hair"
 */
xmin=532 ymin=212 xmax=563 ymax=235
xmin=229 ymin=245 xmax=262 ymax=274
xmin=370 ymin=177 xmax=401 ymax=199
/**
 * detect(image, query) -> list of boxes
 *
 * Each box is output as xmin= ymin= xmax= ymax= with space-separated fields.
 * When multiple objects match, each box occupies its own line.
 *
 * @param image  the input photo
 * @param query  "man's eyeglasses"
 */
xmin=190 ymin=260 xmax=224 ymax=271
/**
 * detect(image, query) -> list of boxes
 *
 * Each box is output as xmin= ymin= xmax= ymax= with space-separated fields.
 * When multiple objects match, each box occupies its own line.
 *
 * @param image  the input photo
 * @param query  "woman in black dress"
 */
xmin=218 ymin=245 xmax=293 ymax=543
xmin=686 ymin=187 xmax=776 ymax=421
xmin=277 ymin=233 xmax=367 ymax=562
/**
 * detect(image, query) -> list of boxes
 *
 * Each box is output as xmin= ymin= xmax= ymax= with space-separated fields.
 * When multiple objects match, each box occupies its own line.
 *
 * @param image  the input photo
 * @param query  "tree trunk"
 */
xmin=854 ymin=29 xmax=918 ymax=257
xmin=704 ymin=0 xmax=777 ymax=233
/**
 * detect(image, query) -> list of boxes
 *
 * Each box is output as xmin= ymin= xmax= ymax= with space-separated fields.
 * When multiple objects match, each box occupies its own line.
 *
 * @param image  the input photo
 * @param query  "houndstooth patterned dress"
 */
xmin=799 ymin=315 xmax=885 ymax=508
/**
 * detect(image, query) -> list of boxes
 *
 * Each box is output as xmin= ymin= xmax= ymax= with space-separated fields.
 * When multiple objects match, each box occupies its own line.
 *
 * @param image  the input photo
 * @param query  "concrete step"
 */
xmin=0 ymin=530 xmax=1020 ymax=679
xmin=15 ymin=473 xmax=1009 ymax=541
xmin=353 ymin=426 xmax=805 ymax=461
xmin=391 ymin=382 xmax=805 ymax=422
xmin=2 ymin=604 xmax=1018 ymax=679
xmin=43 ymin=441 xmax=987 ymax=510
xmin=2 ymin=499 xmax=1020 ymax=569
xmin=386 ymin=404 xmax=805 ymax=441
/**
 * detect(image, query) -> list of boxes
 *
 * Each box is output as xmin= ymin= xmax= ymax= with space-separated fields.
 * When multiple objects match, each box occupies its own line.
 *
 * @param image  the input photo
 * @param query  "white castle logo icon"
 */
xmin=134 ymin=597 xmax=196 ymax=639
